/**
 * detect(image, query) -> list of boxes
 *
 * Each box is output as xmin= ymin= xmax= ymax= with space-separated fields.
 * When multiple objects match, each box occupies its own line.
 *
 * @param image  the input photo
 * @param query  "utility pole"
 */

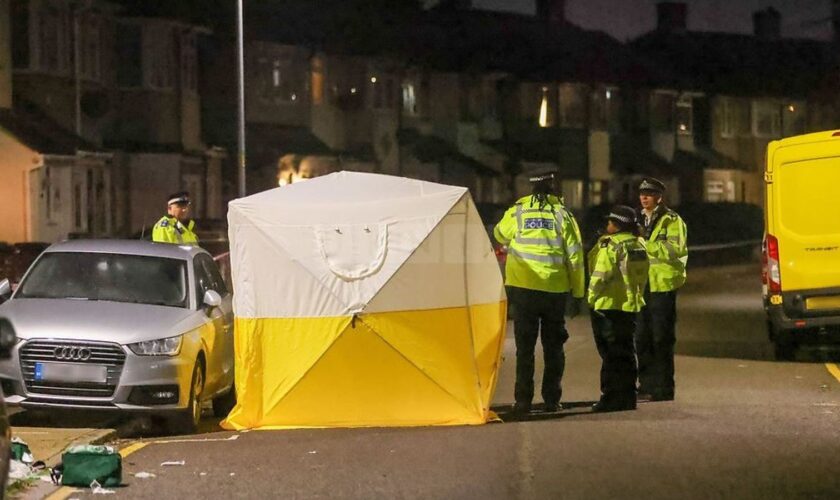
xmin=236 ymin=0 xmax=247 ymax=197
xmin=74 ymin=7 xmax=82 ymax=136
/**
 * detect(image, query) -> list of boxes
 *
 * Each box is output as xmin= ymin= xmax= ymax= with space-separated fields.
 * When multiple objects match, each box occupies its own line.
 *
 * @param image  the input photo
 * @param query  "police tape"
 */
xmin=688 ymin=240 xmax=761 ymax=252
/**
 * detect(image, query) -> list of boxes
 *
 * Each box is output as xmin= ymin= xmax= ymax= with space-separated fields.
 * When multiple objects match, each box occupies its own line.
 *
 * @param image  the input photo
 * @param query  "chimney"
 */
xmin=753 ymin=7 xmax=781 ymax=40
xmin=656 ymin=2 xmax=687 ymax=34
xmin=0 ymin=0 xmax=12 ymax=109
xmin=536 ymin=0 xmax=566 ymax=26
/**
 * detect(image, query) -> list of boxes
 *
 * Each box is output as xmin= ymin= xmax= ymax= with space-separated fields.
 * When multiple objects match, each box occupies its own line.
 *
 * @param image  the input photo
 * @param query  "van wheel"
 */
xmin=171 ymin=360 xmax=205 ymax=434
xmin=773 ymin=338 xmax=796 ymax=361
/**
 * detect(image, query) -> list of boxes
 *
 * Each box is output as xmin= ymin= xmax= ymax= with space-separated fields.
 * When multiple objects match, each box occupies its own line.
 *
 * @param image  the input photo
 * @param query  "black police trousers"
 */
xmin=591 ymin=310 xmax=638 ymax=405
xmin=509 ymin=287 xmax=569 ymax=406
xmin=635 ymin=288 xmax=678 ymax=398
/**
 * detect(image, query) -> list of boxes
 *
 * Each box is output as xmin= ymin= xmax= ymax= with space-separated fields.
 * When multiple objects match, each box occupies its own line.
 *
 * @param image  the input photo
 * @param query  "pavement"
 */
xmin=10 ymin=263 xmax=840 ymax=499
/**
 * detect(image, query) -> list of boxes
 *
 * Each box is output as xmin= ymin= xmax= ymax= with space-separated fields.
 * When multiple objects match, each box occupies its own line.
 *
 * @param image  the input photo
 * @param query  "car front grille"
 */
xmin=20 ymin=340 xmax=126 ymax=398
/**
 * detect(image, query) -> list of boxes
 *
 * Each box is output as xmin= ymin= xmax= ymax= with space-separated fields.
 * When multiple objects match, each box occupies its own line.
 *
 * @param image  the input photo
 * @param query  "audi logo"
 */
xmin=53 ymin=346 xmax=93 ymax=361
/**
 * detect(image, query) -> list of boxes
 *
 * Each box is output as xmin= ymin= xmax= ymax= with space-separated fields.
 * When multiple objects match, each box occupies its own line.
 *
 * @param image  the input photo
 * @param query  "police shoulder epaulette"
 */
xmin=600 ymin=237 xmax=611 ymax=248
xmin=159 ymin=219 xmax=169 ymax=227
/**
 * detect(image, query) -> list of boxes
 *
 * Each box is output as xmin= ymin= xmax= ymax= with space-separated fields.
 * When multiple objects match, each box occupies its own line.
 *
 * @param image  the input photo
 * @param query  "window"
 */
xmin=590 ymin=181 xmax=608 ymax=205
xmin=676 ymin=96 xmax=693 ymax=135
xmin=181 ymin=32 xmax=197 ymax=92
xmin=402 ymin=82 xmax=417 ymax=116
xmin=719 ymin=98 xmax=734 ymax=138
xmin=116 ymin=24 xmax=142 ymax=87
xmin=538 ymin=86 xmax=556 ymax=128
xmin=146 ymin=25 xmax=176 ymax=89
xmin=80 ymin=15 xmax=101 ymax=81
xmin=558 ymin=84 xmax=585 ymax=128
xmin=590 ymin=87 xmax=621 ymax=132
xmin=650 ymin=92 xmax=675 ymax=132
xmin=562 ymin=180 xmax=584 ymax=209
xmin=38 ymin=6 xmax=60 ymax=72
xmin=705 ymin=180 xmax=725 ymax=202
xmin=11 ymin=0 xmax=30 ymax=69
xmin=196 ymin=254 xmax=228 ymax=296
xmin=752 ymin=100 xmax=781 ymax=138
xmin=311 ymin=57 xmax=324 ymax=105
xmin=782 ymin=102 xmax=806 ymax=137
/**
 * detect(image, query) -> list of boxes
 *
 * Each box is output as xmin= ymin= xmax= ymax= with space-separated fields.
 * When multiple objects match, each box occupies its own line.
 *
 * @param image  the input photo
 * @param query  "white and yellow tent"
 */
xmin=221 ymin=171 xmax=507 ymax=429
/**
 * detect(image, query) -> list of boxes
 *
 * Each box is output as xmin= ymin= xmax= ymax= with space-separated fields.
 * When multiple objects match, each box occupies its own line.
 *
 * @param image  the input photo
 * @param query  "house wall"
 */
xmin=127 ymin=153 xmax=181 ymax=234
xmin=0 ymin=129 xmax=37 ymax=242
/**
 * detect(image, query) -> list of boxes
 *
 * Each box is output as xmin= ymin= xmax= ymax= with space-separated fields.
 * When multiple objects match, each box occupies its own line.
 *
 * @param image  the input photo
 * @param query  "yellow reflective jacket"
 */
xmin=641 ymin=206 xmax=687 ymax=292
xmin=587 ymin=232 xmax=649 ymax=312
xmin=493 ymin=195 xmax=585 ymax=296
xmin=152 ymin=216 xmax=199 ymax=245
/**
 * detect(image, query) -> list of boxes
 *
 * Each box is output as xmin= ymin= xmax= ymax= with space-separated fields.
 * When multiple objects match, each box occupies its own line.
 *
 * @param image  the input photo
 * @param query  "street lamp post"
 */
xmin=236 ymin=0 xmax=246 ymax=198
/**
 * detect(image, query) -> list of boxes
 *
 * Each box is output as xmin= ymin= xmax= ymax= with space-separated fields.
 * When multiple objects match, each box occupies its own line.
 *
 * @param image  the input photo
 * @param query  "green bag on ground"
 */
xmin=60 ymin=445 xmax=122 ymax=487
xmin=10 ymin=437 xmax=34 ymax=463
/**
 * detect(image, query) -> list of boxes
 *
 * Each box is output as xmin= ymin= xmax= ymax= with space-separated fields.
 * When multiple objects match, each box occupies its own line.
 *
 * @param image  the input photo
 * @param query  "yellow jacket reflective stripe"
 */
xmin=494 ymin=195 xmax=585 ymax=296
xmin=587 ymin=232 xmax=649 ymax=312
xmin=643 ymin=208 xmax=687 ymax=292
xmin=152 ymin=216 xmax=199 ymax=245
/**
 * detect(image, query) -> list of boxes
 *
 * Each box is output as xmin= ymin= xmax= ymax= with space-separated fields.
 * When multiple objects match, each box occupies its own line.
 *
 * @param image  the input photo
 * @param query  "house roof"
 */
xmin=0 ymin=102 xmax=96 ymax=156
xmin=399 ymin=129 xmax=500 ymax=176
xmin=409 ymin=7 xmax=663 ymax=85
xmin=631 ymin=30 xmax=837 ymax=98
xmin=246 ymin=123 xmax=335 ymax=169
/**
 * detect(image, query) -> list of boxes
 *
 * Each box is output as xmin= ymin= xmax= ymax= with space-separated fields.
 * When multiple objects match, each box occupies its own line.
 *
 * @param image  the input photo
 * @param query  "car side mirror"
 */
xmin=0 ymin=279 xmax=11 ymax=303
xmin=203 ymin=289 xmax=222 ymax=311
xmin=0 ymin=318 xmax=17 ymax=360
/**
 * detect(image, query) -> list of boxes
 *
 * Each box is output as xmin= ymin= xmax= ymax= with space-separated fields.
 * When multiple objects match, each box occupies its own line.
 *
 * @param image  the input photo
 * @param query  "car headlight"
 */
xmin=128 ymin=335 xmax=183 ymax=356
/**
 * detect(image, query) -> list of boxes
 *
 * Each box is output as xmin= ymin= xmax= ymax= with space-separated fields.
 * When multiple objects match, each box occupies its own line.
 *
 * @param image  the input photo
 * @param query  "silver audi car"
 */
xmin=0 ymin=240 xmax=235 ymax=433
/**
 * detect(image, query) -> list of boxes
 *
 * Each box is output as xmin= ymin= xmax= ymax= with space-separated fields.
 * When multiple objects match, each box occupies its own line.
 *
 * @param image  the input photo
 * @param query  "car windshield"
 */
xmin=15 ymin=252 xmax=189 ymax=308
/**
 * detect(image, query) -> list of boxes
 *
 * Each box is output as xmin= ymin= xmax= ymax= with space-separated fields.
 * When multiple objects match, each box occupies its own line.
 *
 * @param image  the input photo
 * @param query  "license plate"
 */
xmin=806 ymin=295 xmax=840 ymax=311
xmin=34 ymin=362 xmax=107 ymax=384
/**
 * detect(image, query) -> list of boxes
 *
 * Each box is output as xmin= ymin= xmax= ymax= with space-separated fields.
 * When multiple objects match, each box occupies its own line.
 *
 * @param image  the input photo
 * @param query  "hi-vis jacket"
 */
xmin=152 ymin=216 xmax=199 ymax=245
xmin=587 ymin=232 xmax=649 ymax=312
xmin=641 ymin=205 xmax=688 ymax=292
xmin=494 ymin=194 xmax=585 ymax=296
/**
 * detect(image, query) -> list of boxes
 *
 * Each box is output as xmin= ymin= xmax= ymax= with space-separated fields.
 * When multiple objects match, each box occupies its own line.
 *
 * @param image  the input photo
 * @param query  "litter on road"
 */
xmin=160 ymin=460 xmax=186 ymax=466
xmin=90 ymin=479 xmax=116 ymax=495
xmin=134 ymin=472 xmax=157 ymax=478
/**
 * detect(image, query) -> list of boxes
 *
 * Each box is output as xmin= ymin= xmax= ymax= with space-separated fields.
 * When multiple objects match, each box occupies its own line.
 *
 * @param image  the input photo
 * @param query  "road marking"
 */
xmin=45 ymin=442 xmax=149 ymax=500
xmin=826 ymin=363 xmax=840 ymax=384
xmin=150 ymin=434 xmax=240 ymax=444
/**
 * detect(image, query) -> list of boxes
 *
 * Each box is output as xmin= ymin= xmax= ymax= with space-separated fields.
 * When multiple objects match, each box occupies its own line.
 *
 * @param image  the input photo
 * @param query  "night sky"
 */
xmin=472 ymin=0 xmax=833 ymax=40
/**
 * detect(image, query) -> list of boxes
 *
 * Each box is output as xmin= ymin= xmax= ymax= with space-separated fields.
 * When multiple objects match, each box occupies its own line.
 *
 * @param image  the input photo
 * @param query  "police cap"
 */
xmin=638 ymin=177 xmax=666 ymax=194
xmin=606 ymin=205 xmax=638 ymax=229
xmin=167 ymin=191 xmax=191 ymax=206
xmin=528 ymin=171 xmax=557 ymax=183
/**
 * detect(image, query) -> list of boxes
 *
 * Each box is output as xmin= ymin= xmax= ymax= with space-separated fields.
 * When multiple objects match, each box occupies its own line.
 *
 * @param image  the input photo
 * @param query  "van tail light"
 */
xmin=765 ymin=234 xmax=782 ymax=293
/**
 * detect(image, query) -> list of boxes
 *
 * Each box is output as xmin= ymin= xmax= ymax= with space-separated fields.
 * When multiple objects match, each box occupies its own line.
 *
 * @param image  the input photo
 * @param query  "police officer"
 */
xmin=494 ymin=172 xmax=585 ymax=415
xmin=588 ymin=206 xmax=649 ymax=412
xmin=635 ymin=178 xmax=687 ymax=401
xmin=152 ymin=192 xmax=199 ymax=245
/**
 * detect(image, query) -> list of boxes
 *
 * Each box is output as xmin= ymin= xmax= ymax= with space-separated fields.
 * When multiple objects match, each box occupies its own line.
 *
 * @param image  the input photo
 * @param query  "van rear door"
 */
xmin=767 ymin=136 xmax=840 ymax=312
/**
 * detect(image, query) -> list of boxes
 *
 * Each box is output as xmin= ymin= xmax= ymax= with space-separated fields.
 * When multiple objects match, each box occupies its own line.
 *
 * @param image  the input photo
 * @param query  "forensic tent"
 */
xmin=221 ymin=171 xmax=507 ymax=429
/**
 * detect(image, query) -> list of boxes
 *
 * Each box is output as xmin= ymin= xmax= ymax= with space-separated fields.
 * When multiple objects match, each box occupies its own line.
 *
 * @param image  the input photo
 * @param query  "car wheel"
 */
xmin=212 ymin=383 xmax=236 ymax=418
xmin=773 ymin=338 xmax=796 ymax=362
xmin=171 ymin=359 xmax=204 ymax=434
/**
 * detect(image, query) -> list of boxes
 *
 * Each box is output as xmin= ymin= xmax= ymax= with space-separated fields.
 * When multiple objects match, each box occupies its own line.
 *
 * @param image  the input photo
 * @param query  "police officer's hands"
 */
xmin=566 ymin=297 xmax=583 ymax=318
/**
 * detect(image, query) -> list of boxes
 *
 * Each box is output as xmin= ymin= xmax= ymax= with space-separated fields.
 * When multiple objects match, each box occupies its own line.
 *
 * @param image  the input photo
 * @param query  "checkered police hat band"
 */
xmin=609 ymin=213 xmax=633 ymax=224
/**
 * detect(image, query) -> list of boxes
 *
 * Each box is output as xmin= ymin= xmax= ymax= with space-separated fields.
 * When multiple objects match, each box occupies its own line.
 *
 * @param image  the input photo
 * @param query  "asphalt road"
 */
xmin=45 ymin=263 xmax=840 ymax=499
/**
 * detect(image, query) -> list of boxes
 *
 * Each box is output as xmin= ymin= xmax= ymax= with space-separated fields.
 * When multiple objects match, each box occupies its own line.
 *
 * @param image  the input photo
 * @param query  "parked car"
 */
xmin=0 ymin=242 xmax=49 ymax=288
xmin=0 ymin=317 xmax=16 ymax=491
xmin=0 ymin=240 xmax=235 ymax=433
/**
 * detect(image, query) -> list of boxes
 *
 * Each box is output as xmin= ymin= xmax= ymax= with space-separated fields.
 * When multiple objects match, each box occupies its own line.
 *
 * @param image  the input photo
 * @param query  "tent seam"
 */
xmin=357 ymin=315 xmax=478 ymax=416
xmin=462 ymin=197 xmax=485 ymax=414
